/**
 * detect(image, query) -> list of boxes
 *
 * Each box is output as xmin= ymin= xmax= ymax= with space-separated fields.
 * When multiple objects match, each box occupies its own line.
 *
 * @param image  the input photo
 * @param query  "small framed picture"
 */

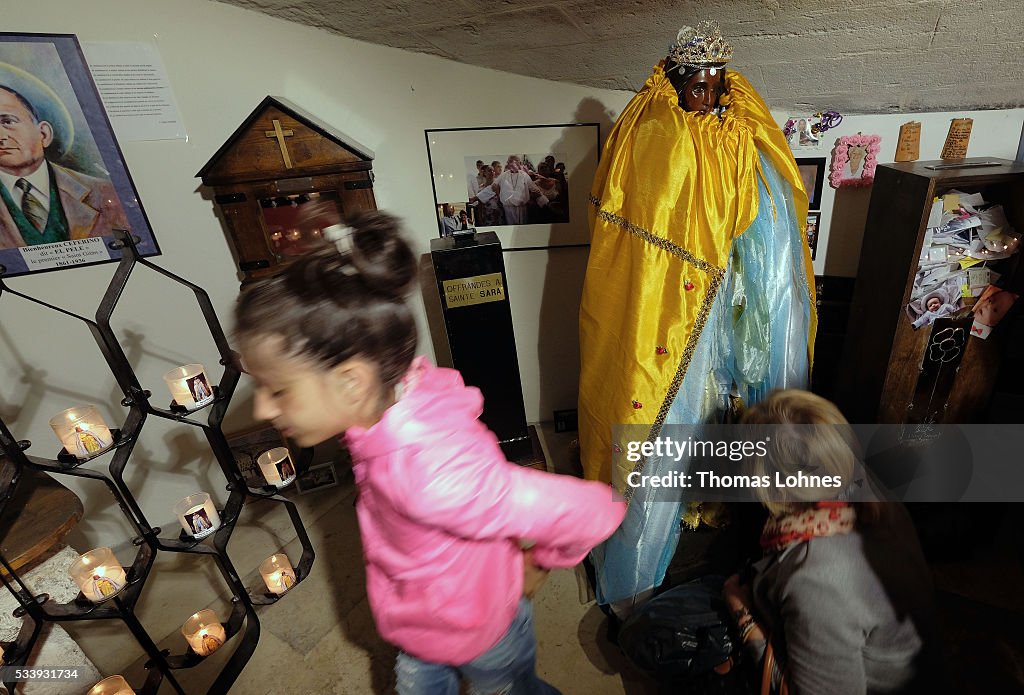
xmin=795 ymin=157 xmax=826 ymax=211
xmin=830 ymin=134 xmax=881 ymax=188
xmin=295 ymin=462 xmax=339 ymax=494
xmin=806 ymin=212 xmax=820 ymax=260
xmin=436 ymin=201 xmax=475 ymax=237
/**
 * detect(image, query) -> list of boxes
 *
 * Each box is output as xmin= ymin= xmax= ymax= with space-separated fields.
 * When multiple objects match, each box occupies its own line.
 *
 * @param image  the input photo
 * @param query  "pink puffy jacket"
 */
xmin=343 ymin=358 xmax=626 ymax=665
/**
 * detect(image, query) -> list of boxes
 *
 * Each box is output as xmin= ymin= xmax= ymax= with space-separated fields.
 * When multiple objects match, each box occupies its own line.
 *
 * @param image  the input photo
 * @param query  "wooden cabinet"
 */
xmin=197 ymin=97 xmax=377 ymax=285
xmin=835 ymin=158 xmax=1024 ymax=424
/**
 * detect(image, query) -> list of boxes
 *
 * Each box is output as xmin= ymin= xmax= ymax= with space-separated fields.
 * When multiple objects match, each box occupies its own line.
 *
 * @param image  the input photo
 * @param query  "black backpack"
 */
xmin=618 ymin=575 xmax=735 ymax=681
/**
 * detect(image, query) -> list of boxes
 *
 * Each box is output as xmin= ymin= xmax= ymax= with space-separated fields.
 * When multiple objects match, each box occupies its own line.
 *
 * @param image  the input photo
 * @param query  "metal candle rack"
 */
xmin=0 ymin=230 xmax=315 ymax=694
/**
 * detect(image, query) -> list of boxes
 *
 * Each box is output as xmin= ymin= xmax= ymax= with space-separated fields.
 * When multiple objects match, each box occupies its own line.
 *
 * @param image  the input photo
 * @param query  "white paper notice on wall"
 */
xmin=82 ymin=41 xmax=187 ymax=142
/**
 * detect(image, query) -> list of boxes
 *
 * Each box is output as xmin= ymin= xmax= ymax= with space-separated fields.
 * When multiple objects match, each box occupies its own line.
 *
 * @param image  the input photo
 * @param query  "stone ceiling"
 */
xmin=214 ymin=0 xmax=1024 ymax=114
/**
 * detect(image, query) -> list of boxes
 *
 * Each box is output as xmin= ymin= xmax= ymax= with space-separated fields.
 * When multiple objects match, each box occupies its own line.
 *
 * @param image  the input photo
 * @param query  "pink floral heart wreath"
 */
xmin=829 ymin=133 xmax=881 ymax=188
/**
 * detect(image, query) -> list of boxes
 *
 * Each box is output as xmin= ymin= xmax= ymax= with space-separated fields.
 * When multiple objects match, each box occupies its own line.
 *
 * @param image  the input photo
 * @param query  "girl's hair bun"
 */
xmin=346 ymin=211 xmax=417 ymax=300
xmin=235 ymin=210 xmax=418 ymax=384
xmin=280 ymin=210 xmax=416 ymax=304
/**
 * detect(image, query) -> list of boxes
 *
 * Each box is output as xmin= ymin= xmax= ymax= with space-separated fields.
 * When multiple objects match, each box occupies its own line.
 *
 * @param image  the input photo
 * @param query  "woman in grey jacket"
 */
xmin=724 ymin=390 xmax=941 ymax=694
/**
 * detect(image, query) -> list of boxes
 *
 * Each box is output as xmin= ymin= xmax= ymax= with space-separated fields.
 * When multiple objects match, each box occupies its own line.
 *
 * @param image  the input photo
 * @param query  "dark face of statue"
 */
xmin=667 ymin=64 xmax=725 ymax=114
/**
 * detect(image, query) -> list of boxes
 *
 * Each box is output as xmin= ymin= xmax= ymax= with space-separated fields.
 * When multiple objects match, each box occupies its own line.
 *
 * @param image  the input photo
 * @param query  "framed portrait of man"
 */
xmin=0 ymin=33 xmax=158 ymax=278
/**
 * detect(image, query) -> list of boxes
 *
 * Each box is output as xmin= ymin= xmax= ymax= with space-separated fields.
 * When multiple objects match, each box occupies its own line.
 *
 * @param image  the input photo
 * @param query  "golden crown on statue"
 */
xmin=668 ymin=20 xmax=734 ymax=68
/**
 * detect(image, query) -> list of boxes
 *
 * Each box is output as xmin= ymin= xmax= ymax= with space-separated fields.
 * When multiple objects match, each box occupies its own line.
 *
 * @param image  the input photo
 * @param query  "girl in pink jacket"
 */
xmin=234 ymin=211 xmax=626 ymax=694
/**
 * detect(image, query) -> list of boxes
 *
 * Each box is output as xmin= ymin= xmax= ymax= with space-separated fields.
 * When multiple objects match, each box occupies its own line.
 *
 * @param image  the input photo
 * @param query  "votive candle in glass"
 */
xmin=163 ymin=364 xmax=215 ymax=410
xmin=68 ymin=547 xmax=128 ymax=603
xmin=259 ymin=554 xmax=296 ymax=595
xmin=173 ymin=493 xmax=221 ymax=540
xmin=87 ymin=675 xmax=135 ymax=695
xmin=182 ymin=609 xmax=227 ymax=656
xmin=49 ymin=405 xmax=113 ymax=459
xmin=256 ymin=447 xmax=297 ymax=488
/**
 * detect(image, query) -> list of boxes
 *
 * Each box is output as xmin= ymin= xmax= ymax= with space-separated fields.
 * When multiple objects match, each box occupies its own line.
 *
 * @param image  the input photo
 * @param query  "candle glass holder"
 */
xmin=87 ymin=675 xmax=135 ymax=695
xmin=49 ymin=405 xmax=114 ymax=460
xmin=68 ymin=547 xmax=128 ymax=603
xmin=256 ymin=447 xmax=297 ymax=488
xmin=163 ymin=363 xmax=215 ymax=410
xmin=173 ymin=493 xmax=222 ymax=540
xmin=259 ymin=554 xmax=296 ymax=595
xmin=182 ymin=608 xmax=227 ymax=656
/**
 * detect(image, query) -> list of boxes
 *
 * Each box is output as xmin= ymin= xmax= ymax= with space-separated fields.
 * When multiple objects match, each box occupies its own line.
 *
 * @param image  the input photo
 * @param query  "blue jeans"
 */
xmin=395 ymin=599 xmax=562 ymax=695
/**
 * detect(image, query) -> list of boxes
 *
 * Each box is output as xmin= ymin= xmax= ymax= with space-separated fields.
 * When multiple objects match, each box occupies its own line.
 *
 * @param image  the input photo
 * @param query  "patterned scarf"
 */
xmin=760 ymin=501 xmax=856 ymax=553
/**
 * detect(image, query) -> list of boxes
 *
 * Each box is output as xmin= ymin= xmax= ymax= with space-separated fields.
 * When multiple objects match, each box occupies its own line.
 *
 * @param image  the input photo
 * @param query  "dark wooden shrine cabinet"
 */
xmin=197 ymin=97 xmax=377 ymax=285
xmin=835 ymin=158 xmax=1024 ymax=424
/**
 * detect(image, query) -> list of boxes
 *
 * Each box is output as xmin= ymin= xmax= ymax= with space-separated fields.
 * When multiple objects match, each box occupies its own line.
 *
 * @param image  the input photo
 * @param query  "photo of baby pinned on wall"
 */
xmin=906 ymin=277 xmax=963 ymax=329
xmin=970 ymin=285 xmax=1019 ymax=339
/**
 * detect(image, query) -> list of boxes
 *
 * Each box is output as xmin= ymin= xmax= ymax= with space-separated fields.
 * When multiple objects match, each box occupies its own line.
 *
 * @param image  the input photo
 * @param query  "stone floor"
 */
xmin=58 ymin=425 xmax=1024 ymax=694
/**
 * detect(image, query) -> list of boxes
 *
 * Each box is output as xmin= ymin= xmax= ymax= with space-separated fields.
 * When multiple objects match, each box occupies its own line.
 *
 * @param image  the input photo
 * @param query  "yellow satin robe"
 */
xmin=579 ymin=64 xmax=817 ymax=488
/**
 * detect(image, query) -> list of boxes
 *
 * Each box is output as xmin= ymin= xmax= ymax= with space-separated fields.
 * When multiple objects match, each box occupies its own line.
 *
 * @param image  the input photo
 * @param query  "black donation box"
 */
xmin=429 ymin=232 xmax=531 ymax=460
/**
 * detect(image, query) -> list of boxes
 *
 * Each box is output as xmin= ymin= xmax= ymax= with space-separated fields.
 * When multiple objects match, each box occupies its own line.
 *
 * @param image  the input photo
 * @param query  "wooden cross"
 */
xmin=265 ymin=119 xmax=295 ymax=169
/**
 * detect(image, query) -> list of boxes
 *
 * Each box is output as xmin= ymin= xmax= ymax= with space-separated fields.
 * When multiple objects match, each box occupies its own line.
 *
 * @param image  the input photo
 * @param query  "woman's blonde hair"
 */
xmin=740 ymin=389 xmax=861 ymax=517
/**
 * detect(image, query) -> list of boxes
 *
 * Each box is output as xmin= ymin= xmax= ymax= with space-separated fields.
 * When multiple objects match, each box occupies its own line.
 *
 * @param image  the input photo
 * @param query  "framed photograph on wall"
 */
xmin=0 ymin=33 xmax=159 ymax=277
xmin=425 ymin=123 xmax=600 ymax=249
xmin=806 ymin=211 xmax=821 ymax=261
xmin=795 ymin=157 xmax=826 ymax=211
xmin=829 ymin=134 xmax=882 ymax=189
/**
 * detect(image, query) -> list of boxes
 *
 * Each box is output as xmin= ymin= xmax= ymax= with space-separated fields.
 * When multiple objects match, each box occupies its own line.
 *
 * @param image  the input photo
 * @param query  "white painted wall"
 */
xmin=773 ymin=108 xmax=1024 ymax=277
xmin=0 ymin=0 xmax=631 ymax=549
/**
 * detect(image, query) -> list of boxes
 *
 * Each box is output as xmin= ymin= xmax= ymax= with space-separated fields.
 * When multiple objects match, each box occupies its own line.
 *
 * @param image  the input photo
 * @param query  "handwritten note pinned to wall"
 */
xmin=941 ymin=118 xmax=973 ymax=160
xmin=895 ymin=121 xmax=921 ymax=162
